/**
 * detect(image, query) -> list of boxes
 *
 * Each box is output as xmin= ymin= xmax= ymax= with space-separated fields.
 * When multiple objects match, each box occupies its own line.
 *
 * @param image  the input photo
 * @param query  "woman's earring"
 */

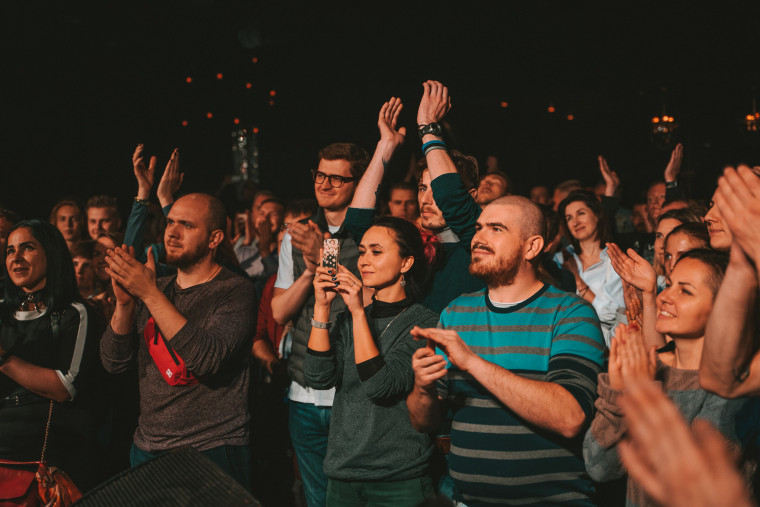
xmin=400 ymin=274 xmax=406 ymax=288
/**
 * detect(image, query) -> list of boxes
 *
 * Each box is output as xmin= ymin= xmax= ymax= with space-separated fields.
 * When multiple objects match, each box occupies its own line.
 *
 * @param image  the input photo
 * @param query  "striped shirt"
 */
xmin=438 ymin=284 xmax=605 ymax=506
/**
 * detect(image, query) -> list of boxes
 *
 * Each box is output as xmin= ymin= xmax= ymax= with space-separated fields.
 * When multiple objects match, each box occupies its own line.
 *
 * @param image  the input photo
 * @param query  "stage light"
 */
xmin=185 ymin=77 xmax=192 ymax=84
xmin=253 ymin=127 xmax=259 ymax=134
xmin=207 ymin=112 xmax=213 ymax=119
xmin=245 ymin=82 xmax=252 ymax=89
xmin=216 ymin=73 xmax=223 ymax=80
xmin=652 ymin=117 xmax=660 ymax=123
xmin=233 ymin=118 xmax=240 ymax=125
xmin=547 ymin=106 xmax=556 ymax=113
xmin=269 ymin=90 xmax=276 ymax=97
xmin=268 ymin=100 xmax=275 ymax=106
xmin=181 ymin=120 xmax=188 ymax=127
xmin=567 ymin=114 xmax=574 ymax=121
xmin=252 ymin=57 xmax=258 ymax=64
xmin=500 ymin=101 xmax=508 ymax=108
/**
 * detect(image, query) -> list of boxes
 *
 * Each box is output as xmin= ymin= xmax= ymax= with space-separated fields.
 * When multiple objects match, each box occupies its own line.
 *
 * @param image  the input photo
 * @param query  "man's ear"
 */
xmin=209 ymin=230 xmax=224 ymax=250
xmin=469 ymin=188 xmax=478 ymax=200
xmin=524 ymin=235 xmax=545 ymax=261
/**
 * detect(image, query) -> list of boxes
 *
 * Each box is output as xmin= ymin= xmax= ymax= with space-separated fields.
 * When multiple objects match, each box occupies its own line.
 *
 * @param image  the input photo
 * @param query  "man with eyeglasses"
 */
xmin=271 ymin=142 xmax=369 ymax=507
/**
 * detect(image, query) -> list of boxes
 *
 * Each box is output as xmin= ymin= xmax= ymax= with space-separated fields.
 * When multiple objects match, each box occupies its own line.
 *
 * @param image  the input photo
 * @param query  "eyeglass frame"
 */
xmin=311 ymin=170 xmax=357 ymax=188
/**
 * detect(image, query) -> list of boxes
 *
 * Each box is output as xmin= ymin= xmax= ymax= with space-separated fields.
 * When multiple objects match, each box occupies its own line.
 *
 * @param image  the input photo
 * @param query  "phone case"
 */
xmin=322 ymin=238 xmax=339 ymax=269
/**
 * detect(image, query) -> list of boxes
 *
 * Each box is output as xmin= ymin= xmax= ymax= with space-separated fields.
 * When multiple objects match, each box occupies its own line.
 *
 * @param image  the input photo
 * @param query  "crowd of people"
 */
xmin=1 ymin=80 xmax=759 ymax=507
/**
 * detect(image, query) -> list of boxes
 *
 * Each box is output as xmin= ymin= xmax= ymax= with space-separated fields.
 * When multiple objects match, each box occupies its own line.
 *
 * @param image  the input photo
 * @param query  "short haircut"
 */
xmin=285 ymin=199 xmax=318 ymax=218
xmin=0 ymin=208 xmax=20 ymax=225
xmin=49 ymin=199 xmax=82 ymax=223
xmin=416 ymin=150 xmax=480 ymax=190
xmin=204 ymin=195 xmax=227 ymax=233
xmin=70 ymin=240 xmax=96 ymax=259
xmin=554 ymin=180 xmax=583 ymax=194
xmin=481 ymin=170 xmax=511 ymax=194
xmin=86 ymin=195 xmax=118 ymax=213
xmin=674 ymin=248 xmax=729 ymax=295
xmin=490 ymin=195 xmax=547 ymax=242
xmin=558 ymin=190 xmax=612 ymax=253
xmin=259 ymin=197 xmax=285 ymax=209
xmin=389 ymin=181 xmax=417 ymax=194
xmin=318 ymin=143 xmax=370 ymax=179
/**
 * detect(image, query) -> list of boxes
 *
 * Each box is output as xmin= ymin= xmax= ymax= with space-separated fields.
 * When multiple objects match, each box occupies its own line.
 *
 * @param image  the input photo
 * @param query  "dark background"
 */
xmin=5 ymin=1 xmax=760 ymax=219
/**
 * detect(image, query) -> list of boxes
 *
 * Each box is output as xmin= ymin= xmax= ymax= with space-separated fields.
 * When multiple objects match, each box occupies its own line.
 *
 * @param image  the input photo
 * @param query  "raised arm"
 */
xmin=350 ymin=97 xmax=406 ymax=209
xmin=417 ymin=80 xmax=456 ymax=179
xmin=663 ymin=143 xmax=684 ymax=201
xmin=156 ymin=148 xmax=183 ymax=210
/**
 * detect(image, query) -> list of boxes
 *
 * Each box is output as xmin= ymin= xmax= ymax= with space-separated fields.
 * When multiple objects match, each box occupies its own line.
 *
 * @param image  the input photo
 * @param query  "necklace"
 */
xmin=377 ymin=306 xmax=410 ymax=341
xmin=204 ymin=265 xmax=222 ymax=284
xmin=18 ymin=290 xmax=44 ymax=312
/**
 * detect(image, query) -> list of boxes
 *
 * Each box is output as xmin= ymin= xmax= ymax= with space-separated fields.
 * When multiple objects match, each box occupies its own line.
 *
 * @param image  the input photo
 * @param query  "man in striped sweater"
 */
xmin=408 ymin=195 xmax=606 ymax=506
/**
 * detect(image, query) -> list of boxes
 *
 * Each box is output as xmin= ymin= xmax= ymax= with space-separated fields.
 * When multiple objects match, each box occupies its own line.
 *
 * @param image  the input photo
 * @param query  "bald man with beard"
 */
xmin=408 ymin=196 xmax=605 ymax=506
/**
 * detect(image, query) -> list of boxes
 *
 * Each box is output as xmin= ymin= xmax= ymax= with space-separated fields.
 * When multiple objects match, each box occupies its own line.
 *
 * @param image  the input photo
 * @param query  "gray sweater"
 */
xmin=304 ymin=301 xmax=438 ymax=481
xmin=100 ymin=268 xmax=257 ymax=453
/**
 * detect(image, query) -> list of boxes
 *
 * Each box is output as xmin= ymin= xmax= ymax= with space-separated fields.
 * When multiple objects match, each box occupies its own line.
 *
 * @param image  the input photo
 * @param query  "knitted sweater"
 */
xmin=303 ymin=301 xmax=438 ymax=481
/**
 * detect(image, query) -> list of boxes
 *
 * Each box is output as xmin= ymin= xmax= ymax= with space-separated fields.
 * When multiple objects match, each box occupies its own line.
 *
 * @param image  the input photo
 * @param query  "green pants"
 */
xmin=326 ymin=476 xmax=433 ymax=507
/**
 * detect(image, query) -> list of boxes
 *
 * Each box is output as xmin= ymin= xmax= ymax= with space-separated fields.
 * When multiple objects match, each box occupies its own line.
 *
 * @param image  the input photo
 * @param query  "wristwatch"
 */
xmin=417 ymin=122 xmax=442 ymax=139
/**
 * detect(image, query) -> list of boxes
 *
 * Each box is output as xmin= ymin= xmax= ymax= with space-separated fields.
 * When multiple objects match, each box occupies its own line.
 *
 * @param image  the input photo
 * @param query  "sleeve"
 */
xmin=694 ymin=394 xmax=751 ymax=446
xmin=665 ymin=183 xmax=683 ymax=202
xmin=358 ymin=311 xmax=439 ymax=401
xmin=549 ymin=298 xmax=605 ymax=423
xmin=274 ymin=232 xmax=295 ymax=290
xmin=582 ymin=373 xmax=627 ymax=482
xmin=54 ymin=303 xmax=105 ymax=399
xmin=253 ymin=276 xmax=275 ymax=346
xmin=169 ymin=278 xmax=258 ymax=376
xmin=430 ymin=173 xmax=482 ymax=245
xmin=303 ymin=312 xmax=348 ymax=390
xmin=588 ymin=260 xmax=625 ymax=326
xmin=100 ymin=324 xmax=139 ymax=375
xmin=343 ymin=207 xmax=376 ymax=244
xmin=124 ymin=200 xmax=150 ymax=263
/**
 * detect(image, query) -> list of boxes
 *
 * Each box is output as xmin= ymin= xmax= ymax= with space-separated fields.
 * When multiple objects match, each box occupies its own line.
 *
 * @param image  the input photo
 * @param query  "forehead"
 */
xmin=88 ymin=206 xmax=115 ymax=218
xmin=666 ymin=232 xmax=698 ymax=249
xmin=360 ymin=226 xmax=396 ymax=246
xmin=670 ymin=257 xmax=710 ymax=285
xmin=8 ymin=227 xmax=39 ymax=246
xmin=483 ymin=174 xmax=506 ymax=185
xmin=73 ymin=255 xmax=91 ymax=262
xmin=648 ymin=183 xmax=666 ymax=197
xmin=657 ymin=218 xmax=682 ymax=233
xmin=479 ymin=203 xmax=522 ymax=227
xmin=565 ymin=201 xmax=592 ymax=214
xmin=419 ymin=169 xmax=432 ymax=185
xmin=317 ymin=158 xmax=352 ymax=177
xmin=253 ymin=193 xmax=273 ymax=209
xmin=168 ymin=197 xmax=208 ymax=223
xmin=57 ymin=205 xmax=80 ymax=217
xmin=391 ymin=188 xmax=415 ymax=199
xmin=260 ymin=201 xmax=283 ymax=214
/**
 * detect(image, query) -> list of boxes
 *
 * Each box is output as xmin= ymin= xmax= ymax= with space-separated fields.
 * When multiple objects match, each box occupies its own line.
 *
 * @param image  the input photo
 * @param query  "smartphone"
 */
xmin=322 ymin=238 xmax=339 ymax=270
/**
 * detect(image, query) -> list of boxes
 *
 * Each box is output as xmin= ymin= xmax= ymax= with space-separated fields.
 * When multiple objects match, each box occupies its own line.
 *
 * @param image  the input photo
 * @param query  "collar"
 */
xmin=311 ymin=208 xmax=349 ymax=238
xmin=436 ymin=227 xmax=460 ymax=244
xmin=370 ymin=296 xmax=414 ymax=318
xmin=484 ymin=284 xmax=549 ymax=313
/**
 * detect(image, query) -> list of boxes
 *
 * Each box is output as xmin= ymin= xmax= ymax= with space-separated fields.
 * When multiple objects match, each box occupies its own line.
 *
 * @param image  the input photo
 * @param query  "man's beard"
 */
xmin=469 ymin=243 xmax=522 ymax=286
xmin=166 ymin=242 xmax=209 ymax=270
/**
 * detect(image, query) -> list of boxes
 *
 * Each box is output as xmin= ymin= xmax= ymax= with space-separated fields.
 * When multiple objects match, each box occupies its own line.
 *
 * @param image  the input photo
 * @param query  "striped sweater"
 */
xmin=438 ymin=284 xmax=605 ymax=506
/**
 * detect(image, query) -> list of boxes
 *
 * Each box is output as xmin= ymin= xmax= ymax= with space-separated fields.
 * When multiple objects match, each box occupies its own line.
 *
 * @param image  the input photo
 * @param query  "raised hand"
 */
xmin=664 ymin=143 xmax=684 ymax=183
xmin=714 ymin=165 xmax=760 ymax=264
xmin=618 ymin=381 xmax=752 ymax=507
xmin=257 ymin=212 xmax=276 ymax=257
xmin=156 ymin=148 xmax=183 ymax=208
xmin=417 ymin=80 xmax=451 ymax=126
xmin=313 ymin=264 xmax=340 ymax=308
xmin=105 ymin=245 xmax=158 ymax=301
xmin=618 ymin=324 xmax=657 ymax=386
xmin=410 ymin=326 xmax=478 ymax=373
xmin=623 ymin=282 xmax=643 ymax=325
xmin=607 ymin=243 xmax=657 ymax=294
xmin=411 ymin=346 xmax=448 ymax=394
xmin=132 ymin=144 xmax=157 ymax=200
xmin=598 ymin=156 xmax=620 ymax=197
xmin=378 ymin=97 xmax=406 ymax=146
xmin=289 ymin=220 xmax=326 ymax=271
xmin=328 ymin=264 xmax=364 ymax=314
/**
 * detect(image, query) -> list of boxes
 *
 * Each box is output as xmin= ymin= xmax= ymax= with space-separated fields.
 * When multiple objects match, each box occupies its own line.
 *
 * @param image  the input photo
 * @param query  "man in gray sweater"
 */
xmin=100 ymin=193 xmax=257 ymax=489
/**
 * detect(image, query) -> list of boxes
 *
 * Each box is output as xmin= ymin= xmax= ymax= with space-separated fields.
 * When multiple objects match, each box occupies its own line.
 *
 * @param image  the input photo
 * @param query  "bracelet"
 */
xmin=422 ymin=140 xmax=447 ymax=156
xmin=134 ymin=197 xmax=150 ymax=205
xmin=578 ymin=285 xmax=590 ymax=297
xmin=310 ymin=318 xmax=332 ymax=330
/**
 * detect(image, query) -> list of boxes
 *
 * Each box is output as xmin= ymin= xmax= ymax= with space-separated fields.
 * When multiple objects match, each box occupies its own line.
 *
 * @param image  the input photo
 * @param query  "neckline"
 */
xmin=371 ymin=296 xmax=414 ymax=318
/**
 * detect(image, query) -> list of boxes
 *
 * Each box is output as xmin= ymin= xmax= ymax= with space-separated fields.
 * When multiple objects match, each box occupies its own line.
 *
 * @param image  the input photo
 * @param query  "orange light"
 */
xmin=216 ymin=73 xmax=223 ymax=80
xmin=269 ymin=90 xmax=276 ymax=97
xmin=181 ymin=120 xmax=188 ymax=127
xmin=500 ymin=101 xmax=508 ymax=108
xmin=756 ymin=112 xmax=760 ymax=118
xmin=652 ymin=117 xmax=660 ymax=123
xmin=567 ymin=114 xmax=574 ymax=121
xmin=245 ymin=82 xmax=252 ymax=89
xmin=747 ymin=114 xmax=755 ymax=121
xmin=252 ymin=57 xmax=258 ymax=64
xmin=185 ymin=77 xmax=192 ymax=84
xmin=268 ymin=100 xmax=275 ymax=106
xmin=547 ymin=106 xmax=556 ymax=113
xmin=233 ymin=118 xmax=240 ymax=125
xmin=253 ymin=127 xmax=260 ymax=134
xmin=206 ymin=112 xmax=213 ymax=119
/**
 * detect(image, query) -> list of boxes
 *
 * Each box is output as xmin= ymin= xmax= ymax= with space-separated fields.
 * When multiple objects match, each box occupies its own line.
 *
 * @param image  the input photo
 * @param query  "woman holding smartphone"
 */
xmin=304 ymin=216 xmax=438 ymax=506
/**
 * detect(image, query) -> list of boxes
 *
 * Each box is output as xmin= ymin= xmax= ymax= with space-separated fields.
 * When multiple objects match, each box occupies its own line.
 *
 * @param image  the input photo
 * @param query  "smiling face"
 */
xmin=655 ymin=258 xmax=715 ymax=339
xmin=418 ymin=169 xmax=447 ymax=231
xmin=663 ymin=232 xmax=706 ymax=276
xmin=313 ymin=158 xmax=356 ymax=212
xmin=469 ymin=203 xmax=527 ymax=286
xmin=87 ymin=206 xmax=120 ymax=240
xmin=5 ymin=227 xmax=48 ymax=292
xmin=654 ymin=218 xmax=682 ymax=270
xmin=357 ymin=226 xmax=411 ymax=290
xmin=704 ymin=192 xmax=732 ymax=251
xmin=564 ymin=201 xmax=600 ymax=243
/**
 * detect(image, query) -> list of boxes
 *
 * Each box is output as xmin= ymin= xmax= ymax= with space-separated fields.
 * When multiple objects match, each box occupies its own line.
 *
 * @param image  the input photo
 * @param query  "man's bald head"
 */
xmin=488 ymin=195 xmax=547 ymax=242
xmin=175 ymin=193 xmax=227 ymax=235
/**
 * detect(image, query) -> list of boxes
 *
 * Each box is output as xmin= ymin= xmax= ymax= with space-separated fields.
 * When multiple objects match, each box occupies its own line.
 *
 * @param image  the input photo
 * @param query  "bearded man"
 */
xmin=100 ymin=193 xmax=257 ymax=490
xmin=407 ymin=195 xmax=606 ymax=506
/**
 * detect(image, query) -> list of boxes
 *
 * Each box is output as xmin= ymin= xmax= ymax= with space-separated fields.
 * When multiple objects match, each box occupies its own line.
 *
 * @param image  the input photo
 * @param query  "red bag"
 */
xmin=0 ymin=460 xmax=82 ymax=507
xmin=143 ymin=317 xmax=197 ymax=386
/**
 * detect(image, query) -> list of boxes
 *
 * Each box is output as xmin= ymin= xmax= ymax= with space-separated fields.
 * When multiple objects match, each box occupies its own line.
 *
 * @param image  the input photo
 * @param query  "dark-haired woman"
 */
xmin=304 ymin=216 xmax=438 ymax=505
xmin=555 ymin=191 xmax=624 ymax=344
xmin=0 ymin=220 xmax=106 ymax=491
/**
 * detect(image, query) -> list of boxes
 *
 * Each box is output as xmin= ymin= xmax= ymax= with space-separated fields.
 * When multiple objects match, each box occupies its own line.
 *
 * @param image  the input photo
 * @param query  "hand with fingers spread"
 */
xmin=598 ymin=156 xmax=620 ymax=197
xmin=618 ymin=380 xmax=753 ymax=507
xmin=378 ymin=97 xmax=406 ymax=147
xmin=607 ymin=243 xmax=657 ymax=294
xmin=133 ymin=144 xmax=157 ymax=200
xmin=410 ymin=326 xmax=479 ymax=373
xmin=663 ymin=143 xmax=684 ymax=183
xmin=417 ymin=80 xmax=451 ymax=126
xmin=156 ymin=148 xmax=183 ymax=209
xmin=289 ymin=220 xmax=326 ymax=271
xmin=105 ymin=245 xmax=158 ymax=301
xmin=715 ymin=165 xmax=760 ymax=263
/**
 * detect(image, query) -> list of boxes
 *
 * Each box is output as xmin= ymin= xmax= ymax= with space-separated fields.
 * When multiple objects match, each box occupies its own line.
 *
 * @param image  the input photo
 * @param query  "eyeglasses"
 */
xmin=311 ymin=170 xmax=356 ymax=188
